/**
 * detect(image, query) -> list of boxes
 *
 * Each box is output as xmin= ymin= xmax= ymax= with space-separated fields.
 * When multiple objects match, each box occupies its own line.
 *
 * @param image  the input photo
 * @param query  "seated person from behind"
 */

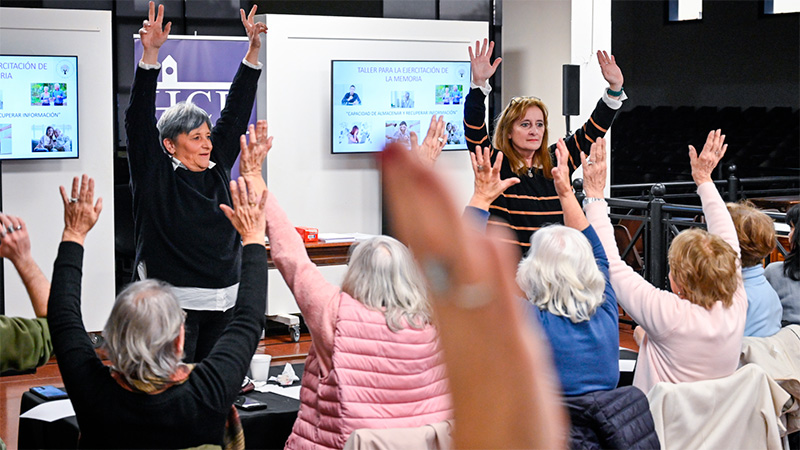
xmin=584 ymin=130 xmax=746 ymax=393
xmin=48 ymin=129 xmax=269 ymax=449
xmin=464 ymin=142 xmax=619 ymax=396
xmin=240 ymin=137 xmax=451 ymax=450
xmin=0 ymin=213 xmax=52 ymax=374
xmin=727 ymin=201 xmax=782 ymax=337
xmin=765 ymin=204 xmax=800 ymax=327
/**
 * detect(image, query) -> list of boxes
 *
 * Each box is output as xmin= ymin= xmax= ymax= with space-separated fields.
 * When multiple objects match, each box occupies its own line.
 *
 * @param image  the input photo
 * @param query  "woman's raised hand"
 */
xmin=468 ymin=38 xmax=502 ymax=87
xmin=239 ymin=120 xmax=273 ymax=177
xmin=409 ymin=115 xmax=448 ymax=168
xmin=468 ymin=146 xmax=519 ymax=210
xmin=597 ymin=50 xmax=623 ymax=93
xmin=551 ymin=139 xmax=573 ymax=199
xmin=581 ymin=137 xmax=608 ymax=199
xmin=60 ymin=174 xmax=103 ymax=245
xmin=139 ymin=1 xmax=171 ymax=64
xmin=220 ymin=177 xmax=267 ymax=246
xmin=241 ymin=5 xmax=267 ymax=64
xmin=689 ymin=129 xmax=727 ymax=186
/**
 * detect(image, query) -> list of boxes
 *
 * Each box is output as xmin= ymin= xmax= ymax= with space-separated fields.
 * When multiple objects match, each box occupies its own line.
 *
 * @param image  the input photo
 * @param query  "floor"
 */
xmin=1 ymin=324 xmax=637 ymax=449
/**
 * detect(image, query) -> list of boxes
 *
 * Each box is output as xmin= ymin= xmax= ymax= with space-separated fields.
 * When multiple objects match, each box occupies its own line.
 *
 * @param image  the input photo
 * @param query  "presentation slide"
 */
xmin=331 ymin=60 xmax=471 ymax=154
xmin=0 ymin=55 xmax=78 ymax=160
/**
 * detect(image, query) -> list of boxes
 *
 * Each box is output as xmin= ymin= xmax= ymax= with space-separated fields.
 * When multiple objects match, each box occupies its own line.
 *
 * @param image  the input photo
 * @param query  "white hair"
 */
xmin=516 ymin=225 xmax=605 ymax=323
xmin=103 ymin=280 xmax=186 ymax=385
xmin=340 ymin=236 xmax=431 ymax=331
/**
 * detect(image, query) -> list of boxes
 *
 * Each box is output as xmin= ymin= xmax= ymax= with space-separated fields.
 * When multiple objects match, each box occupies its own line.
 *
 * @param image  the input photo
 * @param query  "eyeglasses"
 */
xmin=509 ymin=95 xmax=542 ymax=105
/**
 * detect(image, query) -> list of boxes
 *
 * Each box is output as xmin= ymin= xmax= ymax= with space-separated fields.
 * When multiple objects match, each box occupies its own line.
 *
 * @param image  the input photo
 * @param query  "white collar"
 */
xmin=167 ymin=152 xmax=216 ymax=171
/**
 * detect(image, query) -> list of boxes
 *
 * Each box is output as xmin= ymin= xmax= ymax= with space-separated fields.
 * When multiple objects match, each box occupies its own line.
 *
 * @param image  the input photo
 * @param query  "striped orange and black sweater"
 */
xmin=464 ymin=87 xmax=621 ymax=257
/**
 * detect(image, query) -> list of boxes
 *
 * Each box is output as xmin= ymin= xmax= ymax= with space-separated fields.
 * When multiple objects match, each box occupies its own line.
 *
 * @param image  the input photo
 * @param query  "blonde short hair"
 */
xmin=668 ymin=228 xmax=739 ymax=309
xmin=492 ymin=97 xmax=552 ymax=178
xmin=726 ymin=201 xmax=776 ymax=268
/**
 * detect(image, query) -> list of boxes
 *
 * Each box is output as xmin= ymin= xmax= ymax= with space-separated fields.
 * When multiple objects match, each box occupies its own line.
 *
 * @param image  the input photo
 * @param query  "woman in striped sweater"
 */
xmin=463 ymin=39 xmax=626 ymax=256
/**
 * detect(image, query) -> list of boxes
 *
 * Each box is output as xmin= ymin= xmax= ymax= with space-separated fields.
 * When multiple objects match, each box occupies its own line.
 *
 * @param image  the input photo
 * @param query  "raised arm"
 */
xmin=0 ymin=215 xmax=49 ymax=317
xmin=49 ymin=175 xmax=108 ymax=399
xmin=201 ymin=177 xmax=268 ymax=409
xmin=382 ymin=143 xmax=566 ymax=449
xmin=238 ymin=120 xmax=272 ymax=195
xmin=689 ymin=129 xmax=738 ymax=251
xmin=464 ymin=39 xmax=501 ymax=152
xmin=560 ymin=50 xmax=625 ymax=173
xmin=552 ymin=138 xmax=589 ymax=231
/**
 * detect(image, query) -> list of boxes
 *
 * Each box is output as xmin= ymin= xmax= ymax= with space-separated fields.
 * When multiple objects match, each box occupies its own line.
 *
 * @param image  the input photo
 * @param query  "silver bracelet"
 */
xmin=582 ymin=197 xmax=604 ymax=209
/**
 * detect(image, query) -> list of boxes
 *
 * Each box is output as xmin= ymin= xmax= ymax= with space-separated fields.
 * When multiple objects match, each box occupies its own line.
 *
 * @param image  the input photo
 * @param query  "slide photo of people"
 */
xmin=338 ymin=122 xmax=371 ymax=145
xmin=0 ymin=124 xmax=11 ymax=156
xmin=338 ymin=84 xmax=362 ymax=106
xmin=435 ymin=84 xmax=464 ymax=105
xmin=445 ymin=121 xmax=465 ymax=145
xmin=391 ymin=91 xmax=415 ymax=109
xmin=32 ymin=124 xmax=73 ymax=152
xmin=385 ymin=120 xmax=419 ymax=148
xmin=30 ymin=83 xmax=68 ymax=106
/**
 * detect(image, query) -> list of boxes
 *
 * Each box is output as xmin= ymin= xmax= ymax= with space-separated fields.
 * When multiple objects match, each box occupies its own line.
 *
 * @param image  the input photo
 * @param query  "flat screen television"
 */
xmin=0 ymin=55 xmax=78 ymax=160
xmin=331 ymin=60 xmax=471 ymax=154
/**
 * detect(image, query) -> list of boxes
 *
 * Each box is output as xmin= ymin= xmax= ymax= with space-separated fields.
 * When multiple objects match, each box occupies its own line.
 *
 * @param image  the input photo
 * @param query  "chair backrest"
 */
xmin=343 ymin=420 xmax=453 ymax=450
xmin=613 ymin=223 xmax=644 ymax=272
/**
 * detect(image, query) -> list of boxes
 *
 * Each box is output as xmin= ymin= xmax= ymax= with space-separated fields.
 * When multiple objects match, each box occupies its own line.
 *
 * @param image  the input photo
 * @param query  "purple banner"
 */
xmin=133 ymin=38 xmax=256 ymax=124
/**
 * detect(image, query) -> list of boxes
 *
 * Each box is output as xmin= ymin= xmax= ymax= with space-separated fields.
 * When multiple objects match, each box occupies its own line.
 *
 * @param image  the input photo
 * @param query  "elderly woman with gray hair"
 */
xmin=466 ymin=141 xmax=619 ymax=396
xmin=239 ymin=131 xmax=452 ymax=450
xmin=48 ymin=169 xmax=268 ymax=448
xmin=125 ymin=1 xmax=267 ymax=362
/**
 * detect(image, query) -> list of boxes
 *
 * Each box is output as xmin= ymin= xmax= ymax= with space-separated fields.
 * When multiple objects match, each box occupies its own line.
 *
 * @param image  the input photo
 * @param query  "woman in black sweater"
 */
xmin=49 ymin=144 xmax=268 ymax=448
xmin=125 ymin=1 xmax=267 ymax=361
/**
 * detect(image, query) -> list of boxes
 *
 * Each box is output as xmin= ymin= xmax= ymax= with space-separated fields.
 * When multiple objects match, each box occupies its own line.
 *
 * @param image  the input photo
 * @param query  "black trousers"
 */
xmin=183 ymin=308 xmax=234 ymax=363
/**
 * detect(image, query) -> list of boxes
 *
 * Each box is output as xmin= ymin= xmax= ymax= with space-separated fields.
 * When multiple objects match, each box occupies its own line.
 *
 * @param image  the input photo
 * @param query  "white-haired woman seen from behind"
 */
xmin=514 ymin=139 xmax=620 ymax=396
xmin=240 ymin=137 xmax=452 ymax=450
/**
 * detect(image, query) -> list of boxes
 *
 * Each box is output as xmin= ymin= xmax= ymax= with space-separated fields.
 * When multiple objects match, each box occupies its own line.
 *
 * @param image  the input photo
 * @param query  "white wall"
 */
xmin=259 ymin=14 xmax=486 ymax=315
xmin=0 ymin=8 xmax=115 ymax=330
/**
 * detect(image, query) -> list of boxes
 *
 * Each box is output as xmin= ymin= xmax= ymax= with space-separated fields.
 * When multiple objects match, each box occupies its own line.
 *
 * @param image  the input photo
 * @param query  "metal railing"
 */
xmin=574 ymin=178 xmax=791 ymax=291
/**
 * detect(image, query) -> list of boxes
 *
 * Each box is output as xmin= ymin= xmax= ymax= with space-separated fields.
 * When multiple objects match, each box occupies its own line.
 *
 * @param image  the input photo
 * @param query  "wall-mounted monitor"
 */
xmin=0 ymin=55 xmax=78 ymax=160
xmin=331 ymin=60 xmax=470 ymax=154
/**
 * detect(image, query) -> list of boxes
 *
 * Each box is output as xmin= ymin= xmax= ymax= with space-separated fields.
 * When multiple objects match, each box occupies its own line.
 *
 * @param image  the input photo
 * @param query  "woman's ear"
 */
xmin=163 ymin=138 xmax=176 ymax=155
xmin=175 ymin=324 xmax=185 ymax=356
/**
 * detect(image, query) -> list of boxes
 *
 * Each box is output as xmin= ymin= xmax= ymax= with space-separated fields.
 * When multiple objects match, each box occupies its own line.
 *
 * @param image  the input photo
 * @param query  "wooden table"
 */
xmin=266 ymin=240 xmax=355 ymax=269
xmin=749 ymin=195 xmax=800 ymax=213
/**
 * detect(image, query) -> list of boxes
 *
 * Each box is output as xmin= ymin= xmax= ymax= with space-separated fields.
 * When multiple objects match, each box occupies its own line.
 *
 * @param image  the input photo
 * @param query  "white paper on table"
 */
xmin=254 ymin=383 xmax=302 ymax=400
xmin=19 ymin=399 xmax=75 ymax=422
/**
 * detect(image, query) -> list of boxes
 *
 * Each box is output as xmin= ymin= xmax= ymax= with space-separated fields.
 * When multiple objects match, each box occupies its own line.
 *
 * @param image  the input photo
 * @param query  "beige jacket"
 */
xmin=647 ymin=364 xmax=790 ymax=450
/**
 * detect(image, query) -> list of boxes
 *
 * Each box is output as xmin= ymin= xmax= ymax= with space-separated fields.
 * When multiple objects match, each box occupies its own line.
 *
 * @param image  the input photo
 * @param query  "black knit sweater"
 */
xmin=125 ymin=63 xmax=261 ymax=288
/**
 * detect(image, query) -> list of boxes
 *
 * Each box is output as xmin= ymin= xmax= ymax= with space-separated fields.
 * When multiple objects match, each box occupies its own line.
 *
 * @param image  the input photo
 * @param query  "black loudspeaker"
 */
xmin=562 ymin=64 xmax=580 ymax=116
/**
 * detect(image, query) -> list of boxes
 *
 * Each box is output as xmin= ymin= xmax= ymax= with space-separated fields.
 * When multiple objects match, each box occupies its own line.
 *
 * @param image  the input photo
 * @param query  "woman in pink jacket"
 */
xmin=239 ymin=126 xmax=451 ymax=450
xmin=582 ymin=130 xmax=747 ymax=393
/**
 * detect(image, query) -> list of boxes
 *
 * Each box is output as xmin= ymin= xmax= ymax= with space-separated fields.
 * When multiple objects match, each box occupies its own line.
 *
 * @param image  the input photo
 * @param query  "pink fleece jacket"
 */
xmin=264 ymin=194 xmax=452 ymax=450
xmin=585 ymin=182 xmax=746 ymax=393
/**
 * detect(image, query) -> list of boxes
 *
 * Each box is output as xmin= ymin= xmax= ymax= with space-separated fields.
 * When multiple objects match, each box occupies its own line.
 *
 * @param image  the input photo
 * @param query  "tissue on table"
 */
xmin=269 ymin=363 xmax=300 ymax=386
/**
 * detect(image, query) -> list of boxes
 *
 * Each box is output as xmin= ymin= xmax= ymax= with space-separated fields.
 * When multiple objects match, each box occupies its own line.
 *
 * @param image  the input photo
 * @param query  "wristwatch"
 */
xmin=582 ymin=197 xmax=604 ymax=209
